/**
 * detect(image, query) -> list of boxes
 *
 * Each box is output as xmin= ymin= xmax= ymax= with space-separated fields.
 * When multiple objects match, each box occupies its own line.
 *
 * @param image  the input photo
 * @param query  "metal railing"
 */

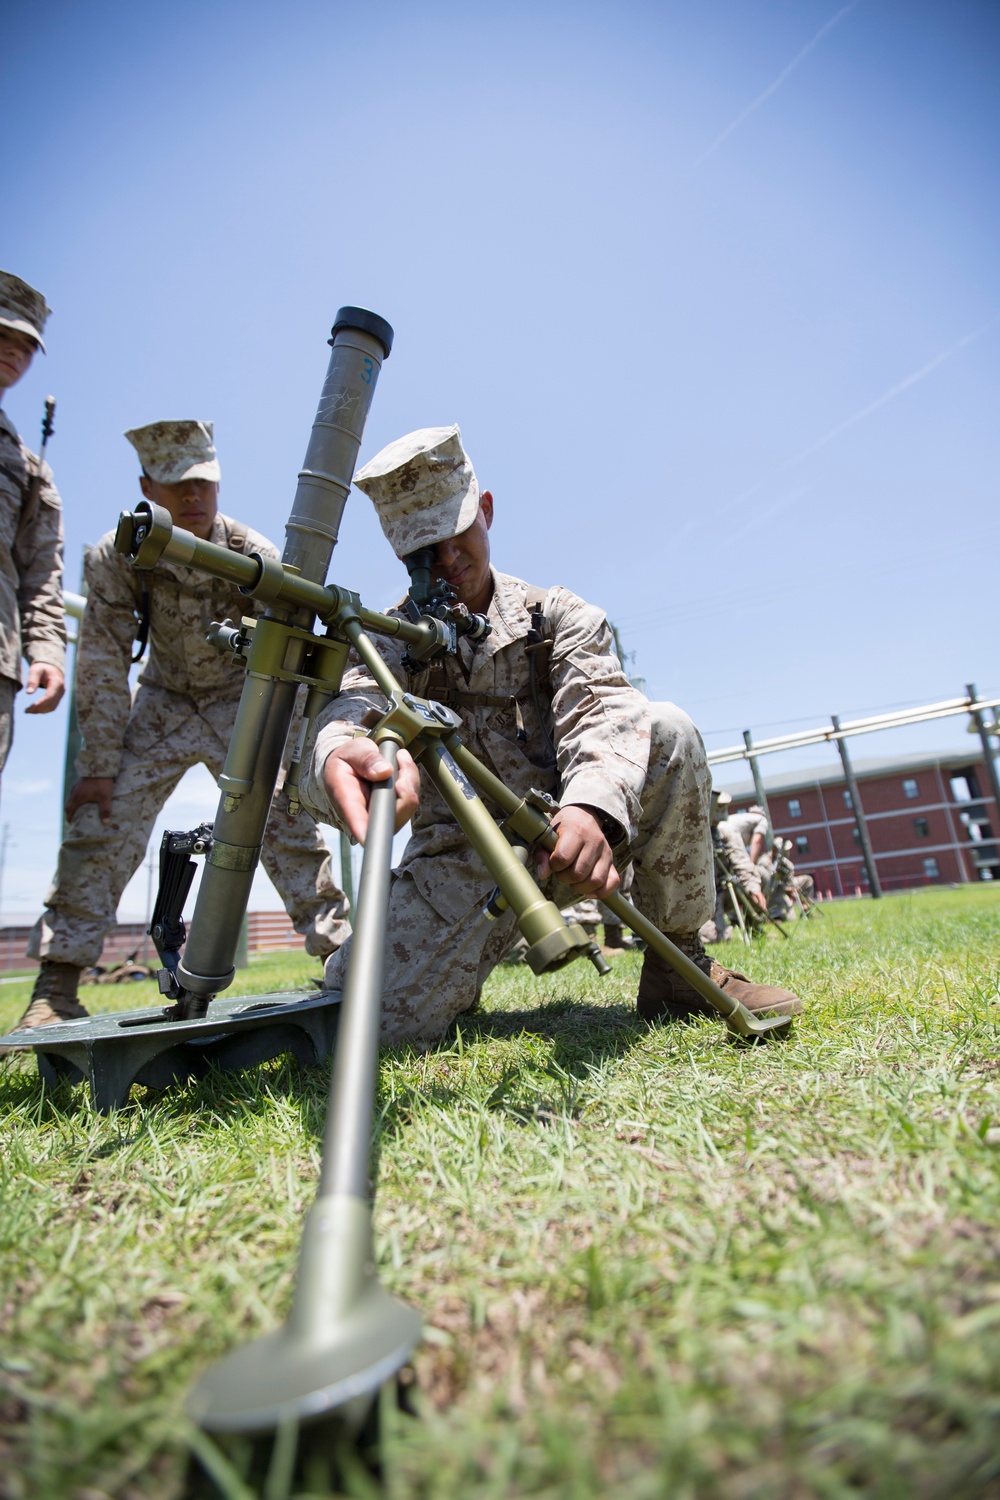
xmin=708 ymin=686 xmax=1000 ymax=898
xmin=707 ymin=692 xmax=1000 ymax=766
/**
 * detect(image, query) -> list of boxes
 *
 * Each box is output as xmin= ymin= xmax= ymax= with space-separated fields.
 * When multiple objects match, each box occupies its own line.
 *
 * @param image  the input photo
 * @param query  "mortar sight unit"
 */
xmin=109 ymin=307 xmax=794 ymax=1436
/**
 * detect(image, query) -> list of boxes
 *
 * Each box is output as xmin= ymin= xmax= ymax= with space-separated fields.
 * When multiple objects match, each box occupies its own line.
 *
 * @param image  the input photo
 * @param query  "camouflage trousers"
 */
xmin=561 ymin=882 xmax=633 ymax=934
xmin=0 ymin=677 xmax=14 ymax=778
xmin=324 ymin=701 xmax=714 ymax=1045
xmin=29 ymin=694 xmax=350 ymax=969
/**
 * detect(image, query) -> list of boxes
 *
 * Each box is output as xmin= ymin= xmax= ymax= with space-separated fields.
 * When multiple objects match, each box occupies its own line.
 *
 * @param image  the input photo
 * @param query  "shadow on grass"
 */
xmin=0 ymin=1048 xmax=331 ymax=1154
xmin=1 ymin=994 xmax=648 ymax=1161
xmin=457 ymin=997 xmax=644 ymax=1060
xmin=369 ymin=1000 xmax=650 ymax=1142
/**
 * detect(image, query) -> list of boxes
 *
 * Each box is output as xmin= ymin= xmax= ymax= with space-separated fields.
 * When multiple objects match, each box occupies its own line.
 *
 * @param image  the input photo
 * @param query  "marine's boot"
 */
xmin=636 ymin=937 xmax=802 ymax=1024
xmin=601 ymin=925 xmax=636 ymax=951
xmin=1 ymin=962 xmax=89 ymax=1055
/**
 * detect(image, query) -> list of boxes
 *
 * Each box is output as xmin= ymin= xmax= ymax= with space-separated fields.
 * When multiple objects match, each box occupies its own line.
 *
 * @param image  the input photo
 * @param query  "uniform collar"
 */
xmin=478 ymin=569 xmax=533 ymax=657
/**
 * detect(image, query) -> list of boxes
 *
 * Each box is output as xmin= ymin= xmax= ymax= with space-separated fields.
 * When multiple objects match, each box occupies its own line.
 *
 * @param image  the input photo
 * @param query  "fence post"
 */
xmin=967 ymin=682 xmax=1000 ymax=836
xmin=831 ymin=714 xmax=882 ymax=898
xmin=742 ymin=729 xmax=773 ymax=849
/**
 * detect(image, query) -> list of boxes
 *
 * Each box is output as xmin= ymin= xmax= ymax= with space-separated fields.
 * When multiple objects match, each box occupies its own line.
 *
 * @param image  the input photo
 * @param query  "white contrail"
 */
xmin=722 ymin=484 xmax=813 ymax=549
xmin=674 ymin=314 xmax=999 ymax=543
xmin=692 ymin=1 xmax=861 ymax=168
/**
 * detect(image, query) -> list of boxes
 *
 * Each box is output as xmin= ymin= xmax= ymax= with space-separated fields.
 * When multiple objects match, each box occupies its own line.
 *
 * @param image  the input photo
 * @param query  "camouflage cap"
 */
xmin=710 ymin=789 xmax=733 ymax=822
xmin=0 ymin=270 xmax=51 ymax=353
xmin=353 ymin=424 xmax=479 ymax=558
xmin=124 ymin=419 xmax=221 ymax=484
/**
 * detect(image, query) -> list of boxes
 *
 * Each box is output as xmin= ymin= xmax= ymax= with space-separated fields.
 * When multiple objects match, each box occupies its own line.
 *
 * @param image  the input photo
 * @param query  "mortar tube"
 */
xmin=174 ymin=311 xmax=392 ymax=1002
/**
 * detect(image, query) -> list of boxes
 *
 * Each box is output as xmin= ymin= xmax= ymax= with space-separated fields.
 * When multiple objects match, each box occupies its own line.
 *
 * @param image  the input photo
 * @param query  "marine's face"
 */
xmin=431 ymin=491 xmax=494 ymax=614
xmin=139 ymin=474 xmax=219 ymax=541
xmin=0 ymin=327 xmax=37 ymax=394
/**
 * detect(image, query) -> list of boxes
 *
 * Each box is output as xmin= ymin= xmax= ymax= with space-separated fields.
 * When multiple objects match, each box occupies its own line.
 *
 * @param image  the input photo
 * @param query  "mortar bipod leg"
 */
xmin=601 ymin=892 xmax=792 ymax=1041
xmin=727 ymin=878 xmax=751 ymax=945
xmin=187 ymin=737 xmax=421 ymax=1434
xmin=416 ymin=740 xmax=600 ymax=975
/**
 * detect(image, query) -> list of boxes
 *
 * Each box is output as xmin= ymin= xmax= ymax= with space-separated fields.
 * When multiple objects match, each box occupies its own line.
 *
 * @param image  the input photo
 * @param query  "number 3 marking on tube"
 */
xmin=361 ymin=357 xmax=374 ymax=384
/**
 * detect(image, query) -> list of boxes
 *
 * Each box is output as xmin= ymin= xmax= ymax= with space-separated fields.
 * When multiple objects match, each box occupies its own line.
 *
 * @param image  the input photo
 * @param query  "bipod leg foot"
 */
xmin=602 ymin=893 xmax=793 ymax=1042
xmin=186 ymin=1374 xmax=409 ymax=1497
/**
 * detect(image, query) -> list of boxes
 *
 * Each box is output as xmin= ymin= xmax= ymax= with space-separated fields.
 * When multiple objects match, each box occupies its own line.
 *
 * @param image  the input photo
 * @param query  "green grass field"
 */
xmin=2 ymin=886 xmax=999 ymax=1499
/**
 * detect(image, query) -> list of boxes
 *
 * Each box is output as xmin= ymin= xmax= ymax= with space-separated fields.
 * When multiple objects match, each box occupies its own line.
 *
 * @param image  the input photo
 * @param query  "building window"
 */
xmin=951 ymin=770 xmax=982 ymax=802
xmin=913 ymin=817 xmax=930 ymax=838
xmin=922 ymin=857 xmax=940 ymax=880
xmin=902 ymin=778 xmax=919 ymax=799
xmin=795 ymin=835 xmax=809 ymax=854
xmin=960 ymin=810 xmax=993 ymax=842
xmin=842 ymin=790 xmax=853 ymax=809
xmin=788 ymin=798 xmax=802 ymax=819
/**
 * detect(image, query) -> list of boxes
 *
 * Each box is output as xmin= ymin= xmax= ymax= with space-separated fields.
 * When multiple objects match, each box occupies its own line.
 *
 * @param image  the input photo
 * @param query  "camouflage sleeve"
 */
xmin=12 ymin=459 xmax=66 ymax=673
xmin=298 ymin=633 xmax=406 ymax=826
xmin=74 ymin=538 xmax=142 ymax=779
xmin=718 ymin=823 xmax=763 ymax=896
xmin=547 ymin=588 xmax=650 ymax=841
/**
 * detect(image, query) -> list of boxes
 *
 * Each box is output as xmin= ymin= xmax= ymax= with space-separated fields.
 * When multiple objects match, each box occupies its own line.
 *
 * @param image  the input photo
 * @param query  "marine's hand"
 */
xmin=323 ymin=739 xmax=420 ymax=843
xmin=752 ymin=890 xmax=767 ymax=913
xmin=24 ymin=662 xmax=65 ymax=714
xmin=535 ymin=805 xmax=620 ymax=898
xmin=67 ymin=776 xmax=115 ymax=825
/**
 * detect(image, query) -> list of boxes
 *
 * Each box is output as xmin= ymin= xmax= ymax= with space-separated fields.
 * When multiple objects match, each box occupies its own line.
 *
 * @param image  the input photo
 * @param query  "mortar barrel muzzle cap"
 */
xmin=330 ymin=306 xmax=394 ymax=357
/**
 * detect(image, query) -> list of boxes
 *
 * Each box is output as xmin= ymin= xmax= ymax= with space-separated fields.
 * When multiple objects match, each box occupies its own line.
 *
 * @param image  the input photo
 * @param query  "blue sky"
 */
xmin=3 ymin=0 xmax=997 ymax=923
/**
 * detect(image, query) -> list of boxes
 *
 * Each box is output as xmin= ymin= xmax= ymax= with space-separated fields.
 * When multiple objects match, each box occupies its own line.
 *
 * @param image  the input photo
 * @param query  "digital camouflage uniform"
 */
xmin=727 ymin=808 xmax=769 ymax=853
xmin=757 ymin=837 xmax=801 ymax=920
xmin=300 ymin=568 xmax=714 ymax=1045
xmin=561 ymin=897 xmax=626 ymax=939
xmin=29 ymin=513 xmax=349 ymax=968
xmin=702 ymin=817 xmax=764 ymax=943
xmin=0 ymin=407 xmax=66 ymax=775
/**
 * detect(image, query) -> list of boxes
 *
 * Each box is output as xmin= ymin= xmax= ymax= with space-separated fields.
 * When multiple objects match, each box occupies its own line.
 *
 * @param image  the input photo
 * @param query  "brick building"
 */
xmin=0 ymin=910 xmax=309 ymax=973
xmin=718 ymin=750 xmax=999 ymax=897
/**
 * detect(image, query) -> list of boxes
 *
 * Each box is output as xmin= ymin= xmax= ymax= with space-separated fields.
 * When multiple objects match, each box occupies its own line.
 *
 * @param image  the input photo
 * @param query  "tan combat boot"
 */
xmin=2 ymin=962 xmax=89 ymax=1051
xmin=637 ymin=941 xmax=802 ymax=1024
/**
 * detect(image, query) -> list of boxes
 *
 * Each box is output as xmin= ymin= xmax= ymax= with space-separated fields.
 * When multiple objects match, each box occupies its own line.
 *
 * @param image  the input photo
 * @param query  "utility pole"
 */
xmin=832 ymin=714 xmax=882 ymax=898
xmin=140 ymin=844 xmax=157 ymax=961
xmin=609 ymin=620 xmax=646 ymax=695
xmin=0 ymin=823 xmax=10 ymax=929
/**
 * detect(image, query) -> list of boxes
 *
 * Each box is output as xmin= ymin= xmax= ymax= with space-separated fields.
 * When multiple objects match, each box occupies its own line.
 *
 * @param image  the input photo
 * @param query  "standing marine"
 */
xmin=0 ymin=272 xmax=66 ymax=780
xmin=15 ymin=420 xmax=350 ymax=1035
